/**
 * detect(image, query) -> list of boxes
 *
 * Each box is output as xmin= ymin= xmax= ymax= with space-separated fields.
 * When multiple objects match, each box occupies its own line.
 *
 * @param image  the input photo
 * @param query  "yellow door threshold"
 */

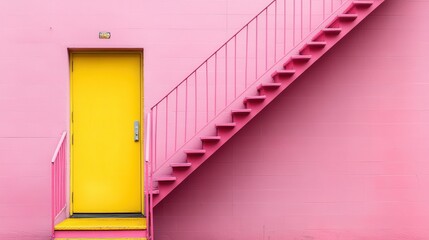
xmin=55 ymin=218 xmax=147 ymax=231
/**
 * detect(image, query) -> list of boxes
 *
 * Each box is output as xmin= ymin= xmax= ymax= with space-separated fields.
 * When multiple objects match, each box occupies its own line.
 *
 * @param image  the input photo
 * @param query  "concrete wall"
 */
xmin=154 ymin=0 xmax=429 ymax=239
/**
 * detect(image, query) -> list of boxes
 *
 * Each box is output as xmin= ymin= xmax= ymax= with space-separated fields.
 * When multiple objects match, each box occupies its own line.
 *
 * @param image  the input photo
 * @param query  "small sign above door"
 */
xmin=99 ymin=32 xmax=111 ymax=39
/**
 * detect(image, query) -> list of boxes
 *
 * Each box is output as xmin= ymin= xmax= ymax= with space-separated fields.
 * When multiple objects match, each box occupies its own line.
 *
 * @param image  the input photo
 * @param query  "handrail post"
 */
xmin=51 ymin=161 xmax=55 ymax=239
xmin=145 ymin=112 xmax=152 ymax=239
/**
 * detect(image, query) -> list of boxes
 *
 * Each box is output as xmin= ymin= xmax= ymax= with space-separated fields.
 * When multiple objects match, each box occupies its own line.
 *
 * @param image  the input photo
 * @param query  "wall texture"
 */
xmin=154 ymin=0 xmax=429 ymax=239
xmin=0 ymin=0 xmax=269 ymax=239
xmin=1 ymin=0 xmax=429 ymax=239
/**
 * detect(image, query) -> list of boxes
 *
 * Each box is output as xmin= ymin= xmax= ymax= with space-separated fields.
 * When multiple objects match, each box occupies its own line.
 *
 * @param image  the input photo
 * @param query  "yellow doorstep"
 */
xmin=55 ymin=218 xmax=147 ymax=231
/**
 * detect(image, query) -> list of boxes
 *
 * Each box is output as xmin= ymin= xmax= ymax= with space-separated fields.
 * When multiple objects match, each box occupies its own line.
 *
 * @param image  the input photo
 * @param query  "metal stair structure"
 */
xmin=146 ymin=0 xmax=385 ymax=238
xmin=149 ymin=0 xmax=384 ymax=206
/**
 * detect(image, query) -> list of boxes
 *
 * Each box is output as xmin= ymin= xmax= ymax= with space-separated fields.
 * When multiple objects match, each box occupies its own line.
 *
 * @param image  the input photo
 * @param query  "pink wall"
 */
xmin=2 ymin=0 xmax=429 ymax=239
xmin=154 ymin=0 xmax=429 ymax=239
xmin=0 ymin=0 xmax=270 ymax=239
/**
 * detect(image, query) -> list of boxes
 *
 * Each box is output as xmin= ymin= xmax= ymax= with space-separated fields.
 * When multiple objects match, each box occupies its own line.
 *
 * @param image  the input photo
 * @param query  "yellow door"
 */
xmin=71 ymin=52 xmax=142 ymax=213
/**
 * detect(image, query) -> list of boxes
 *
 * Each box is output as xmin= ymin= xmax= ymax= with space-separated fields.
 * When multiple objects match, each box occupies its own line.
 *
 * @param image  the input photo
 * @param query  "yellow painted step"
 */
xmin=54 ymin=218 xmax=147 ymax=231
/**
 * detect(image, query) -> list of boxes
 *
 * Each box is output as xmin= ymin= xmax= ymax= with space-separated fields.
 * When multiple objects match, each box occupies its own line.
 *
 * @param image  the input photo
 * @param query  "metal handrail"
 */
xmin=51 ymin=131 xmax=67 ymax=239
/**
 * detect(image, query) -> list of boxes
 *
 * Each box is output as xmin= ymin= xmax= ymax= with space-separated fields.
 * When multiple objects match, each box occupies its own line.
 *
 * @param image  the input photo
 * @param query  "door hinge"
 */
xmin=71 ymin=192 xmax=74 ymax=203
xmin=71 ymin=134 xmax=74 ymax=145
xmin=71 ymin=112 xmax=73 ymax=123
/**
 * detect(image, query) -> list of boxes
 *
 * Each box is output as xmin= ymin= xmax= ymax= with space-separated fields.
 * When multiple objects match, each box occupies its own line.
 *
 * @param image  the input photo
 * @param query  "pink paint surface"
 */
xmin=1 ymin=0 xmax=429 ymax=239
xmin=153 ymin=0 xmax=429 ymax=239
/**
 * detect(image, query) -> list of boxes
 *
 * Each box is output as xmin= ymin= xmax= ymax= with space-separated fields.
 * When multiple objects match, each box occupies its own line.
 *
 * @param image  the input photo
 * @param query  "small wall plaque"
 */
xmin=99 ymin=32 xmax=111 ymax=39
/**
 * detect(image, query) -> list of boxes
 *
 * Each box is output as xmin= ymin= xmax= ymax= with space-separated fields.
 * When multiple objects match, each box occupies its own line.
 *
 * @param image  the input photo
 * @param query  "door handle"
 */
xmin=134 ymin=120 xmax=139 ymax=142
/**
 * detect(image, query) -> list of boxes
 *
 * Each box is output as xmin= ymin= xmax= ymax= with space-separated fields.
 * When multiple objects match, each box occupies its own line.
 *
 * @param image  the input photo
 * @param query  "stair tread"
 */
xmin=184 ymin=149 xmax=206 ymax=154
xmin=157 ymin=176 xmax=177 ymax=181
xmin=216 ymin=122 xmax=236 ymax=127
xmin=338 ymin=13 xmax=358 ymax=20
xmin=271 ymin=69 xmax=296 ymax=78
xmin=245 ymin=95 xmax=267 ymax=100
xmin=262 ymin=82 xmax=282 ymax=87
xmin=291 ymin=55 xmax=312 ymax=60
xmin=259 ymin=82 xmax=282 ymax=89
xmin=353 ymin=0 xmax=373 ymax=6
xmin=152 ymin=189 xmax=160 ymax=195
xmin=54 ymin=218 xmax=147 ymax=231
xmin=201 ymin=136 xmax=221 ymax=141
xmin=322 ymin=28 xmax=343 ymax=32
xmin=307 ymin=41 xmax=327 ymax=46
xmin=171 ymin=162 xmax=192 ymax=167
xmin=232 ymin=109 xmax=252 ymax=114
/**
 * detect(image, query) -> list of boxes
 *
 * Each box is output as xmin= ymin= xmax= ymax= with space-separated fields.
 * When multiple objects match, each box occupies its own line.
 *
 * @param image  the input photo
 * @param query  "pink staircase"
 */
xmin=146 ymin=0 xmax=384 ymax=238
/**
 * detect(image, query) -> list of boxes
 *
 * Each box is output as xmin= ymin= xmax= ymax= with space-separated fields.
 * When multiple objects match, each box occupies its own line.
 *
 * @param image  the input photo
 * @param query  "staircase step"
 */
xmin=353 ymin=1 xmax=373 ymax=7
xmin=244 ymin=95 xmax=267 ymax=104
xmin=271 ymin=70 xmax=296 ymax=78
xmin=232 ymin=109 xmax=252 ymax=115
xmin=171 ymin=162 xmax=192 ymax=168
xmin=54 ymin=218 xmax=147 ymax=231
xmin=184 ymin=149 xmax=206 ymax=155
xmin=201 ymin=136 xmax=221 ymax=142
xmin=152 ymin=189 xmax=160 ymax=195
xmin=257 ymin=82 xmax=282 ymax=91
xmin=322 ymin=28 xmax=342 ymax=35
xmin=216 ymin=122 xmax=236 ymax=128
xmin=300 ymin=42 xmax=327 ymax=54
xmin=338 ymin=14 xmax=358 ymax=21
xmin=291 ymin=55 xmax=312 ymax=61
xmin=284 ymin=55 xmax=312 ymax=68
xmin=306 ymin=41 xmax=327 ymax=47
xmin=157 ymin=176 xmax=177 ymax=182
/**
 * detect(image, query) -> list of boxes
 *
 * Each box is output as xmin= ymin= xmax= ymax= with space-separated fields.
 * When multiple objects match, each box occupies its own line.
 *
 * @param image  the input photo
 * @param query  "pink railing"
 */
xmin=149 ymin=0 xmax=352 ymax=177
xmin=51 ymin=131 xmax=67 ymax=238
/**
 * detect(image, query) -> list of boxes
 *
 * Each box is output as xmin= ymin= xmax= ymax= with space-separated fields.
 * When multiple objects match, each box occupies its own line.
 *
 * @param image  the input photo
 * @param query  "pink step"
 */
xmin=257 ymin=82 xmax=282 ymax=91
xmin=284 ymin=55 xmax=312 ymax=68
xmin=232 ymin=109 xmax=252 ymax=115
xmin=152 ymin=189 xmax=160 ymax=195
xmin=216 ymin=122 xmax=236 ymax=128
xmin=353 ymin=1 xmax=373 ymax=7
xmin=244 ymin=95 xmax=266 ymax=104
xmin=291 ymin=55 xmax=312 ymax=61
xmin=322 ymin=28 xmax=342 ymax=35
xmin=300 ymin=42 xmax=327 ymax=54
xmin=184 ymin=149 xmax=206 ymax=155
xmin=271 ymin=69 xmax=296 ymax=78
xmin=338 ymin=14 xmax=358 ymax=21
xmin=306 ymin=41 xmax=327 ymax=47
xmin=200 ymin=136 xmax=221 ymax=142
xmin=157 ymin=176 xmax=176 ymax=182
xmin=170 ymin=162 xmax=192 ymax=168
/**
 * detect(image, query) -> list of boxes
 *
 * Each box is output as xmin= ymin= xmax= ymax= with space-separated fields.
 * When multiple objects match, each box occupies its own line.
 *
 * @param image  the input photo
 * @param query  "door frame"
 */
xmin=68 ymin=49 xmax=144 ymax=215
